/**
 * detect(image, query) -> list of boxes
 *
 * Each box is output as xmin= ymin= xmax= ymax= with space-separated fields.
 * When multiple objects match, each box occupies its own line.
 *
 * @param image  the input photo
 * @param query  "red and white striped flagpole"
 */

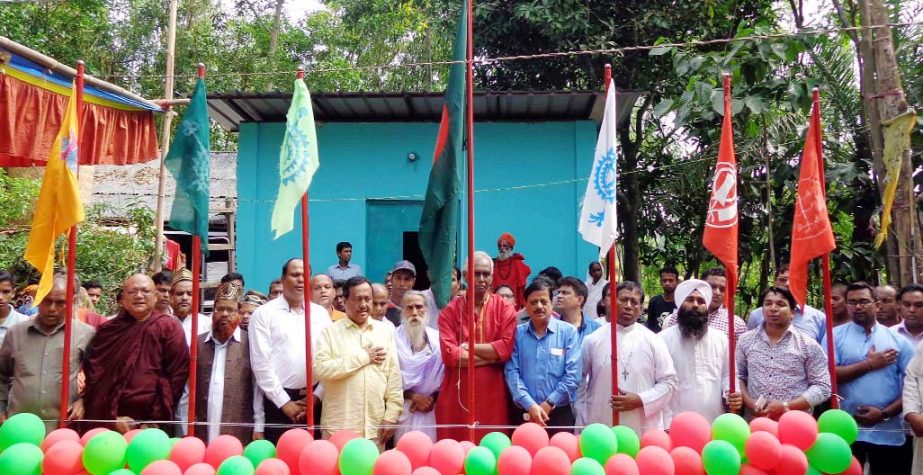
xmin=604 ymin=64 xmax=620 ymax=427
xmin=59 ymin=61 xmax=84 ymax=428
xmin=298 ymin=67 xmax=316 ymax=429
xmin=465 ymin=0 xmax=477 ymax=443
xmin=186 ymin=63 xmax=207 ymax=436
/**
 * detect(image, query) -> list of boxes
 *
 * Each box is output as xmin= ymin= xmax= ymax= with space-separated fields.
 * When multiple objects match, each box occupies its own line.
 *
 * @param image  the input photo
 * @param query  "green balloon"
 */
xmin=338 ymin=437 xmax=379 ymax=475
xmin=126 ymin=428 xmax=171 ymax=472
xmin=0 ymin=412 xmax=45 ymax=450
xmin=806 ymin=467 xmax=822 ymax=475
xmin=0 ymin=442 xmax=43 ymax=475
xmin=465 ymin=446 xmax=497 ymax=475
xmin=579 ymin=423 xmax=618 ymax=466
xmin=612 ymin=426 xmax=640 ymax=457
xmin=244 ymin=439 xmax=277 ymax=468
xmin=711 ymin=413 xmax=750 ymax=453
xmin=83 ymin=431 xmax=128 ymax=475
xmin=108 ymin=470 xmax=136 ymax=475
xmin=702 ymin=440 xmax=741 ymax=475
xmin=169 ymin=437 xmax=182 ymax=448
xmin=480 ymin=432 xmax=511 ymax=459
xmin=217 ymin=455 xmax=256 ymax=475
xmin=818 ymin=409 xmax=859 ymax=445
xmin=806 ymin=433 xmax=852 ymax=474
xmin=571 ymin=457 xmax=606 ymax=475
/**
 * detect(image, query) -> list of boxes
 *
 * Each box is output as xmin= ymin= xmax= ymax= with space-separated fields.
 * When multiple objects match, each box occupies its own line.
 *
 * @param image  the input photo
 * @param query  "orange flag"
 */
xmin=703 ymin=76 xmax=739 ymax=288
xmin=789 ymin=98 xmax=836 ymax=306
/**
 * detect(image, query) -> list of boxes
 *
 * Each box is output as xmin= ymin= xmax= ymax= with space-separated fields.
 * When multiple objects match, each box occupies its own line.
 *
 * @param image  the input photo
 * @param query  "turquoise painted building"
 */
xmin=207 ymin=91 xmax=637 ymax=291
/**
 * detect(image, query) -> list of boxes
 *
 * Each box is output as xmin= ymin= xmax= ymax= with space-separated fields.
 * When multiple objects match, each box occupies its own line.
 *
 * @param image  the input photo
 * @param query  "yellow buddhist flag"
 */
xmin=24 ymin=82 xmax=85 ymax=305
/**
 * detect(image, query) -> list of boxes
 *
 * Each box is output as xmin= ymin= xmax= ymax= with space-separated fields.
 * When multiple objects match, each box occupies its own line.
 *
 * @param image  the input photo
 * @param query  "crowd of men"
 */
xmin=2 ymin=234 xmax=923 ymax=473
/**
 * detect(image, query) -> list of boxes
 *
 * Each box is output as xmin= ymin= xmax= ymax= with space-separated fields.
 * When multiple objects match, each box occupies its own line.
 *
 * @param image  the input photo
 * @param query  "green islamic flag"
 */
xmin=165 ymin=77 xmax=210 ymax=255
xmin=271 ymin=78 xmax=320 ymax=239
xmin=419 ymin=1 xmax=467 ymax=307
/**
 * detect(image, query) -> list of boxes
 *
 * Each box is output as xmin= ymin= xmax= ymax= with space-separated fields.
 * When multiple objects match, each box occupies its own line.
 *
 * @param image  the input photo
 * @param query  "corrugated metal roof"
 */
xmin=207 ymin=90 xmax=643 ymax=132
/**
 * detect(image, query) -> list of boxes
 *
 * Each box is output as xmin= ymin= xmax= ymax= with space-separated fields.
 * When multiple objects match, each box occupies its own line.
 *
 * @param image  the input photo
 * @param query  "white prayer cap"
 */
xmin=674 ymin=279 xmax=713 ymax=308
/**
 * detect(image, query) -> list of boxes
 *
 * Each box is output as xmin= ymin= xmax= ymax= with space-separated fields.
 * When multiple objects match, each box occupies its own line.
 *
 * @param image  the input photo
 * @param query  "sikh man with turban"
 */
xmin=661 ymin=267 xmax=747 ymax=342
xmin=659 ymin=279 xmax=742 ymax=423
xmin=490 ymin=232 xmax=531 ymax=309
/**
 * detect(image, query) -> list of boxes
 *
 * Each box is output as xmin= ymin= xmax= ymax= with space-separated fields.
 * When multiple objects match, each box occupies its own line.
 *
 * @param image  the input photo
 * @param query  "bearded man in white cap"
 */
xmin=660 ymin=279 xmax=742 ymax=423
xmin=661 ymin=267 xmax=747 ymax=342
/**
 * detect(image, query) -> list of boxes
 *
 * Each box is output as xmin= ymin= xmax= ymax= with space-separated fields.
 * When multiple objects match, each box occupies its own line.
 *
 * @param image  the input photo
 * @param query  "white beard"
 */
xmin=404 ymin=318 xmax=428 ymax=351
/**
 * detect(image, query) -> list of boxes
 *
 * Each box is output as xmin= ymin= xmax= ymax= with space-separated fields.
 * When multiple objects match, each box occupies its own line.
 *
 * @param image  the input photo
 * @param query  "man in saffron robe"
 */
xmin=490 ymin=233 xmax=531 ymax=309
xmin=437 ymin=251 xmax=517 ymax=442
xmin=83 ymin=274 xmax=189 ymax=433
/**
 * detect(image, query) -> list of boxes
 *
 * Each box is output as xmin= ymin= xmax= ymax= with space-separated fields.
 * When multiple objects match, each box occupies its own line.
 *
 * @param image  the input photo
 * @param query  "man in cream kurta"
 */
xmin=577 ymin=282 xmax=676 ymax=435
xmin=314 ymin=277 xmax=403 ymax=446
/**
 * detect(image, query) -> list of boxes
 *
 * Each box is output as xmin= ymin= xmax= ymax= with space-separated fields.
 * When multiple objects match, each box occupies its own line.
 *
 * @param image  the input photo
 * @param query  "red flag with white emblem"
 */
xmin=703 ymin=76 xmax=739 ymax=283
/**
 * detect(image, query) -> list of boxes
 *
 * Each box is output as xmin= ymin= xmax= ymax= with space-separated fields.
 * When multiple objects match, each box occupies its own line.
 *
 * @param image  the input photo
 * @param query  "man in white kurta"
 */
xmin=171 ymin=267 xmax=212 ymax=436
xmin=578 ymin=282 xmax=676 ymax=434
xmin=660 ymin=279 xmax=741 ymax=424
xmin=394 ymin=291 xmax=444 ymax=442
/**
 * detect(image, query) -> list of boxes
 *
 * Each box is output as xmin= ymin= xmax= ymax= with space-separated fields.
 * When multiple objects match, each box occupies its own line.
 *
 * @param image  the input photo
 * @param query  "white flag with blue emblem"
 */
xmin=579 ymin=80 xmax=618 ymax=258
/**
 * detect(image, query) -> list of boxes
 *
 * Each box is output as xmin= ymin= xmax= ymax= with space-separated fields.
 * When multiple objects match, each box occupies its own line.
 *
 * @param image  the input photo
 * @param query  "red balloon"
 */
xmin=777 ymin=411 xmax=817 ymax=451
xmin=42 ymin=440 xmax=83 ymax=475
xmin=840 ymin=456 xmax=862 ymax=475
xmin=530 ymin=446 xmax=571 ymax=475
xmin=373 ymin=449 xmax=413 ymax=475
xmin=497 ymin=445 xmax=532 ymax=475
xmin=256 ymin=458 xmax=291 ymax=475
xmin=512 ymin=422 xmax=550 ymax=457
xmin=124 ymin=429 xmax=143 ymax=443
xmin=739 ymin=464 xmax=771 ymax=475
xmin=204 ymin=434 xmax=243 ymax=469
xmin=42 ymin=428 xmax=80 ymax=452
xmin=636 ymin=446 xmax=674 ymax=475
xmin=749 ymin=417 xmax=779 ymax=437
xmin=773 ymin=444 xmax=808 ymax=475
xmin=329 ymin=430 xmax=360 ymax=451
xmin=170 ymin=437 xmax=207 ymax=472
xmin=278 ymin=428 xmax=313 ymax=475
xmin=670 ymin=446 xmax=703 ymax=475
xmin=429 ymin=439 xmax=465 ymax=475
xmin=604 ymin=453 xmax=639 ymax=475
xmin=459 ymin=440 xmax=476 ymax=454
xmin=640 ymin=429 xmax=672 ymax=452
xmin=549 ymin=432 xmax=580 ymax=462
xmin=298 ymin=439 xmax=339 ymax=475
xmin=395 ymin=431 xmax=434 ymax=470
xmin=744 ymin=431 xmax=781 ymax=471
xmin=184 ymin=462 xmax=216 ymax=475
xmin=669 ymin=412 xmax=711 ymax=452
xmin=80 ymin=427 xmax=111 ymax=446
xmin=141 ymin=460 xmax=183 ymax=475
xmin=411 ymin=468 xmax=442 ymax=475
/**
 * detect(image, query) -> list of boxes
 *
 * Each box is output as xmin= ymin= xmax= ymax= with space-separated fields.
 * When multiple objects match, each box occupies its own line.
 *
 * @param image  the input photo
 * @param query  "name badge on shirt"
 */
xmin=551 ymin=348 xmax=564 ymax=356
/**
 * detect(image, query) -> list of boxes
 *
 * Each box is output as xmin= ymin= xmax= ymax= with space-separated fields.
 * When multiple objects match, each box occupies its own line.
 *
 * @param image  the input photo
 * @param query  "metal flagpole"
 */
xmin=186 ymin=63 xmax=206 ymax=436
xmin=298 ymin=67 xmax=316 ymax=429
xmin=604 ymin=64 xmax=620 ymax=426
xmin=465 ymin=0 xmax=477 ymax=442
xmin=59 ymin=61 xmax=84 ymax=428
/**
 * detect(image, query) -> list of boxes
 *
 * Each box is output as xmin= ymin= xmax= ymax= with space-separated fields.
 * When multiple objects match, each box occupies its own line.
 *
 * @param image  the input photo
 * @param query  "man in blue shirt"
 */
xmin=505 ymin=277 xmax=580 ymax=434
xmin=556 ymin=276 xmax=602 ymax=347
xmin=326 ymin=241 xmax=363 ymax=281
xmin=824 ymin=282 xmax=914 ymax=475
xmin=747 ymin=264 xmax=826 ymax=342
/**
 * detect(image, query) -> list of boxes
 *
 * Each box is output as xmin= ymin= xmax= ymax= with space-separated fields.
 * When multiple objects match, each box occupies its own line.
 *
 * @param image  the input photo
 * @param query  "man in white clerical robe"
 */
xmin=577 ymin=281 xmax=677 ymax=434
xmin=660 ymin=279 xmax=741 ymax=424
xmin=394 ymin=291 xmax=444 ymax=442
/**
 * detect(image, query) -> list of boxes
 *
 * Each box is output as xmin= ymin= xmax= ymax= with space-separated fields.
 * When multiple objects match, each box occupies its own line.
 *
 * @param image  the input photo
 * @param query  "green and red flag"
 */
xmin=419 ymin=1 xmax=467 ymax=307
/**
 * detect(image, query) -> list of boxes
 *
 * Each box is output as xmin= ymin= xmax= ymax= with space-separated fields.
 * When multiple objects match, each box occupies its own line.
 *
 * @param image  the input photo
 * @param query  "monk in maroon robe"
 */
xmin=490 ymin=232 xmax=531 ymax=309
xmin=83 ymin=274 xmax=189 ymax=433
xmin=437 ymin=251 xmax=517 ymax=442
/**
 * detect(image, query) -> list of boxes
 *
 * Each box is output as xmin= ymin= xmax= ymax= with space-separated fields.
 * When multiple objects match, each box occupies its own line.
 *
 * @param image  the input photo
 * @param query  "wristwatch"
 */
xmin=782 ymin=401 xmax=790 ymax=412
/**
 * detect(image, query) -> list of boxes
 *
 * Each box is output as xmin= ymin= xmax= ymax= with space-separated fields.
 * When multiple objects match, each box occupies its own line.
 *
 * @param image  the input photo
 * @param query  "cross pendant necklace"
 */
xmin=621 ymin=367 xmax=629 ymax=381
xmin=618 ymin=341 xmax=635 ymax=382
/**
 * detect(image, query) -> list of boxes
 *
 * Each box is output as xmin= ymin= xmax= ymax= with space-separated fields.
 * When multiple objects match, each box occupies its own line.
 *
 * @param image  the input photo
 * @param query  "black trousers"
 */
xmin=263 ymin=387 xmax=322 ymax=443
xmin=852 ymin=437 xmax=913 ymax=475
xmin=514 ymin=404 xmax=575 ymax=436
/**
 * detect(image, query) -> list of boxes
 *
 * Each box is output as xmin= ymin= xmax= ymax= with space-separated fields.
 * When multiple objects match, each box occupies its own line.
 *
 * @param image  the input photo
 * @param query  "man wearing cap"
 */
xmin=491 ymin=232 xmax=531 ymax=309
xmin=659 ymin=279 xmax=741 ymax=423
xmin=386 ymin=260 xmax=417 ymax=327
xmin=239 ymin=290 xmax=267 ymax=332
xmin=170 ymin=268 xmax=212 ymax=435
xmin=193 ymin=282 xmax=265 ymax=443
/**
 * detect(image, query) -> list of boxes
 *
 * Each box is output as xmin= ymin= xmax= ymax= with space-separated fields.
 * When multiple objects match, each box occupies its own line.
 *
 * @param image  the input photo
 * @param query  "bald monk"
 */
xmin=83 ymin=274 xmax=190 ymax=433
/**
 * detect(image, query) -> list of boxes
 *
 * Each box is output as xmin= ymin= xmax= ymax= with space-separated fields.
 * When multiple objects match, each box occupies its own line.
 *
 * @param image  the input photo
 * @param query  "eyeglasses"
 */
xmin=846 ymin=299 xmax=876 ymax=307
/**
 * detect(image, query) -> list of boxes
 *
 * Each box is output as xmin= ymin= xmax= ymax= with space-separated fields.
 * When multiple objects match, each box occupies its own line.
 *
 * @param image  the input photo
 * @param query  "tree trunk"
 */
xmin=269 ymin=0 xmax=285 ymax=58
xmin=618 ymin=104 xmax=646 ymax=283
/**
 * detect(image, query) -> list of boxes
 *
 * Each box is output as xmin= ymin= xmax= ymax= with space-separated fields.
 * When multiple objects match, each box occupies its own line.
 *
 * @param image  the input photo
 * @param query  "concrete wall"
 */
xmin=236 ymin=120 xmax=600 ymax=292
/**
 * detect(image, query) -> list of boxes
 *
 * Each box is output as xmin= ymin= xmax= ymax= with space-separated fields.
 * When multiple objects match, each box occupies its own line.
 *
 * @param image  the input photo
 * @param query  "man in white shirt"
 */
xmin=0 ymin=271 xmax=31 ymax=344
xmin=192 ymin=281 xmax=265 ymax=443
xmin=249 ymin=258 xmax=332 ymax=442
xmin=171 ymin=267 xmax=211 ymax=435
xmin=578 ymin=281 xmax=677 ymax=434
xmin=660 ymin=279 xmax=741 ymax=424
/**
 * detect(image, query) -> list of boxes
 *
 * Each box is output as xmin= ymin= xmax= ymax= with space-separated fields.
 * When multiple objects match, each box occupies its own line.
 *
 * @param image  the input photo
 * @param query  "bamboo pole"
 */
xmin=154 ymin=0 xmax=179 ymax=272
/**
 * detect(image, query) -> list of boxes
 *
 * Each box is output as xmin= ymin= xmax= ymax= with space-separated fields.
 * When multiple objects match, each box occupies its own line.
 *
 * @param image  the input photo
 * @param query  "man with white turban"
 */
xmin=394 ymin=290 xmax=444 ymax=442
xmin=659 ymin=279 xmax=742 ymax=423
xmin=661 ymin=267 xmax=747 ymax=342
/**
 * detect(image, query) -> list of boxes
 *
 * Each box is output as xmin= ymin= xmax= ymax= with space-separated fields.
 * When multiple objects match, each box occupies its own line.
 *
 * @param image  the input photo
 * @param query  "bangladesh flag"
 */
xmin=419 ymin=1 xmax=467 ymax=307
xmin=165 ymin=77 xmax=211 ymax=255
